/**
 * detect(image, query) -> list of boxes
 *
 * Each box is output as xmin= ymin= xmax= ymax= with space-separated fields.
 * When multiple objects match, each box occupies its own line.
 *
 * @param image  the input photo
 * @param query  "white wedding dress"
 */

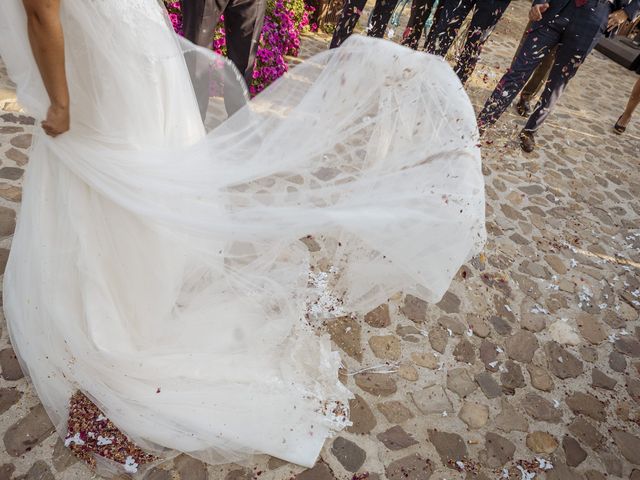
xmin=0 ymin=0 xmax=485 ymax=475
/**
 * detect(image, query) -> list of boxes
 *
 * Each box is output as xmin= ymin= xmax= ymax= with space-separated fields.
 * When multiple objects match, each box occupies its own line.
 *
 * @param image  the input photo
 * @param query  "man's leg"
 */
xmin=522 ymin=40 xmax=590 ymax=134
xmin=330 ymin=0 xmax=368 ymax=48
xmin=182 ymin=0 xmax=227 ymax=47
xmin=423 ymin=0 xmax=444 ymax=49
xmin=513 ymin=20 xmax=532 ymax=57
xmin=181 ymin=0 xmax=226 ymax=120
xmin=225 ymin=0 xmax=266 ymax=85
xmin=400 ymin=0 xmax=435 ymax=49
xmin=424 ymin=0 xmax=474 ymax=57
xmin=181 ymin=0 xmax=207 ymax=43
xmin=511 ymin=21 xmax=545 ymax=115
xmin=477 ymin=21 xmax=561 ymax=133
xmin=368 ymin=0 xmax=401 ymax=38
xmin=454 ymin=0 xmax=511 ymax=84
xmin=520 ymin=45 xmax=555 ymax=103
xmin=204 ymin=0 xmax=263 ymax=116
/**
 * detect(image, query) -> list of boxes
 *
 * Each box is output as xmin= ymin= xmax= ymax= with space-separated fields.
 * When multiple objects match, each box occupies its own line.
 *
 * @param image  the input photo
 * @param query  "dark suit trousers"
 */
xmin=181 ymin=0 xmax=265 ymax=118
xmin=424 ymin=0 xmax=511 ymax=84
xmin=478 ymin=0 xmax=608 ymax=132
xmin=515 ymin=21 xmax=557 ymax=102
xmin=400 ymin=0 xmax=443 ymax=50
xmin=330 ymin=0 xmax=399 ymax=48
xmin=181 ymin=0 xmax=265 ymax=85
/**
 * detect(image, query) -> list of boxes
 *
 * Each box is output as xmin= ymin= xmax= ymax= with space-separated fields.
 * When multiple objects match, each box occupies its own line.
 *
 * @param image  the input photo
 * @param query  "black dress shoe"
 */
xmin=516 ymin=98 xmax=531 ymax=117
xmin=519 ymin=130 xmax=536 ymax=153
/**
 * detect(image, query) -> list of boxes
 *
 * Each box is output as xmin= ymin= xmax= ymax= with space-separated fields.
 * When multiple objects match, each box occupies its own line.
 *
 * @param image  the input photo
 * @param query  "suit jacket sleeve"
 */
xmin=622 ymin=0 xmax=640 ymax=21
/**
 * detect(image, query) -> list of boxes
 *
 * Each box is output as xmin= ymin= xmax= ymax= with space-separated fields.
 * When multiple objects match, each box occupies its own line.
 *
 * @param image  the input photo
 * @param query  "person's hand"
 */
xmin=42 ymin=103 xmax=69 ymax=137
xmin=529 ymin=3 xmax=549 ymax=21
xmin=607 ymin=9 xmax=628 ymax=31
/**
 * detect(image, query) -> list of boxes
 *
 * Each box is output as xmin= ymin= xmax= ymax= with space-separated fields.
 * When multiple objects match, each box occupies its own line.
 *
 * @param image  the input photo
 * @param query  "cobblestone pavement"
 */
xmin=1 ymin=1 xmax=640 ymax=479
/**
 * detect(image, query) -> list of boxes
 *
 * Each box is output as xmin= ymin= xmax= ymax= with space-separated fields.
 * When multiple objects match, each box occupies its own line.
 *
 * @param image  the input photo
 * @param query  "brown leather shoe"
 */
xmin=519 ymin=130 xmax=536 ymax=153
xmin=516 ymin=98 xmax=531 ymax=117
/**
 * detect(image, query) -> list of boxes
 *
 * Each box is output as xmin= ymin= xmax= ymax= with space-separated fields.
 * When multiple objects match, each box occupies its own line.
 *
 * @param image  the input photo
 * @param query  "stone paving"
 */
xmin=1 ymin=1 xmax=640 ymax=479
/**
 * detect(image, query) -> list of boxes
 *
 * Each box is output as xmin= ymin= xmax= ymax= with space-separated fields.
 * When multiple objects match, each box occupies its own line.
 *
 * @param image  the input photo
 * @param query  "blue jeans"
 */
xmin=478 ymin=0 xmax=609 ymax=132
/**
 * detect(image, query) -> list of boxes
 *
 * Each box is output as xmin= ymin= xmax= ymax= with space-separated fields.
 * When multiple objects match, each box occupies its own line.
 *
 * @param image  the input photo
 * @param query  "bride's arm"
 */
xmin=23 ymin=0 xmax=70 ymax=137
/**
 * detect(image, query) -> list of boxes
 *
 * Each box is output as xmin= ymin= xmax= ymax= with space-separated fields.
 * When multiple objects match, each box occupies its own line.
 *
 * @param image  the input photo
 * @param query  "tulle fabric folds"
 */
xmin=0 ymin=0 xmax=485 ymax=475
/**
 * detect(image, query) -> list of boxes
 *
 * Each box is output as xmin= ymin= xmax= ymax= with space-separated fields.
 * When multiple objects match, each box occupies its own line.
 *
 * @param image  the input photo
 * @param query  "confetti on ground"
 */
xmin=65 ymin=391 xmax=158 ymax=473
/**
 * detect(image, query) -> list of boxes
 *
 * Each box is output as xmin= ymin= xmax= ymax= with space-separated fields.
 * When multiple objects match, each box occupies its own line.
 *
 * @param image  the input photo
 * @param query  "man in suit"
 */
xmin=477 ymin=0 xmax=639 ymax=152
xmin=181 ymin=0 xmax=265 ymax=86
xmin=330 ymin=0 xmax=400 ymax=48
xmin=424 ymin=0 xmax=512 ymax=84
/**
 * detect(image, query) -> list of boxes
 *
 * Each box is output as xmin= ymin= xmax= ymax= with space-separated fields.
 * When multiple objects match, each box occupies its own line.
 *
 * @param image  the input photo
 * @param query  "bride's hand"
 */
xmin=42 ymin=104 xmax=69 ymax=137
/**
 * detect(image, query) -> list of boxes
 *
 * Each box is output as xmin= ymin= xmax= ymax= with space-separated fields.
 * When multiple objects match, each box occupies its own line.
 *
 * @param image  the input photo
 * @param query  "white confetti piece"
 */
xmin=124 ymin=456 xmax=138 ymax=474
xmin=64 ymin=432 xmax=85 ymax=447
xmin=97 ymin=435 xmax=114 ymax=446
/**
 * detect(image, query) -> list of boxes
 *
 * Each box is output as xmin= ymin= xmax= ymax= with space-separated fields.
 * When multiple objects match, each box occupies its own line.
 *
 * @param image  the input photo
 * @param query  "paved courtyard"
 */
xmin=1 ymin=1 xmax=640 ymax=479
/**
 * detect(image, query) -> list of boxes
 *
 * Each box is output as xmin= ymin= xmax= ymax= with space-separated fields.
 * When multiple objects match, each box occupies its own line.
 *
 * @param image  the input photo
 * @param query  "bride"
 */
xmin=0 ymin=0 xmax=485 ymax=476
